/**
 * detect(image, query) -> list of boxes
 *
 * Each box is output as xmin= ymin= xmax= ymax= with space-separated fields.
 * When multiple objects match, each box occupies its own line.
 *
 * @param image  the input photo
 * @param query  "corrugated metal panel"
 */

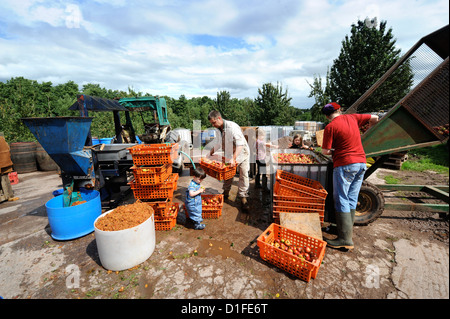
xmin=69 ymin=95 xmax=128 ymax=112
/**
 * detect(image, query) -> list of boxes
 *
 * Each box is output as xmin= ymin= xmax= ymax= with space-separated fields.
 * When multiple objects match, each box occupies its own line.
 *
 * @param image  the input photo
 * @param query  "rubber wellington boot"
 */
xmin=325 ymin=212 xmax=354 ymax=250
xmin=350 ymin=209 xmax=356 ymax=225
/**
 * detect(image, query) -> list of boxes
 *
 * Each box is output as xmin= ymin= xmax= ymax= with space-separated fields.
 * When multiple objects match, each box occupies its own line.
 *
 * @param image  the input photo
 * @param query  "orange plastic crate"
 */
xmin=201 ymin=194 xmax=224 ymax=219
xmin=273 ymin=199 xmax=325 ymax=211
xmin=257 ymin=223 xmax=326 ymax=282
xmin=131 ymin=163 xmax=172 ymax=185
xmin=274 ymin=181 xmax=327 ymax=199
xmin=276 ymin=170 xmax=324 ymax=189
xmin=273 ymin=195 xmax=325 ymax=207
xmin=129 ymin=173 xmax=179 ymax=199
xmin=128 ymin=143 xmax=179 ymax=166
xmin=154 ymin=203 xmax=179 ymax=231
xmin=273 ymin=204 xmax=324 ymax=215
xmin=183 ymin=194 xmax=224 ymax=219
xmin=275 ymin=170 xmax=327 ymax=199
xmin=141 ymin=198 xmax=172 ymax=218
xmin=8 ymin=171 xmax=19 ymax=185
xmin=200 ymin=157 xmax=236 ymax=181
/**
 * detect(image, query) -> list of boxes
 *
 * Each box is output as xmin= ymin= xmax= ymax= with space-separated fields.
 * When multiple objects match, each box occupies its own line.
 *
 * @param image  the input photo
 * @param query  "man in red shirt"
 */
xmin=321 ymin=102 xmax=378 ymax=250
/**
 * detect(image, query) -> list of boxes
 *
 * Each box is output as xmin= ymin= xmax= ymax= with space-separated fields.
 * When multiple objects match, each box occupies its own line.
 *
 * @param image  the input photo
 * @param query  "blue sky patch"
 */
xmin=188 ymin=34 xmax=250 ymax=51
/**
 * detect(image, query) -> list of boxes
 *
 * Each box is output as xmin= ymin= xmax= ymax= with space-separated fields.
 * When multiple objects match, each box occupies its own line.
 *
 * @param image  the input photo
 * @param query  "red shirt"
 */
xmin=322 ymin=114 xmax=371 ymax=168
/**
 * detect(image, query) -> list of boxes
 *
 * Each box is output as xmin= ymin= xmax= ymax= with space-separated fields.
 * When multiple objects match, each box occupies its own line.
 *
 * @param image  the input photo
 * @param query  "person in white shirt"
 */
xmin=208 ymin=110 xmax=250 ymax=211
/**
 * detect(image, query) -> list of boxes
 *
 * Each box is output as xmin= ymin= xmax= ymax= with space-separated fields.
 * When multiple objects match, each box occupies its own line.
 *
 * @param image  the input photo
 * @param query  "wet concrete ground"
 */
xmin=0 ymin=169 xmax=448 ymax=306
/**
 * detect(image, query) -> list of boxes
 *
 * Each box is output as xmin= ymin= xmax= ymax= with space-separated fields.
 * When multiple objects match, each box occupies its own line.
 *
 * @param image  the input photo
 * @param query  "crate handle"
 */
xmin=261 ymin=229 xmax=272 ymax=242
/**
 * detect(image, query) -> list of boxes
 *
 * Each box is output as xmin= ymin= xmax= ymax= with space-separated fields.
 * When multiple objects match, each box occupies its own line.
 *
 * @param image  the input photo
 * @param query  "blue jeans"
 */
xmin=333 ymin=163 xmax=367 ymax=213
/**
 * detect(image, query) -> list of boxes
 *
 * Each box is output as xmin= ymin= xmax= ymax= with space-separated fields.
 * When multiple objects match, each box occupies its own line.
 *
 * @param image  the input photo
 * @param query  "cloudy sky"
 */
xmin=0 ymin=0 xmax=448 ymax=108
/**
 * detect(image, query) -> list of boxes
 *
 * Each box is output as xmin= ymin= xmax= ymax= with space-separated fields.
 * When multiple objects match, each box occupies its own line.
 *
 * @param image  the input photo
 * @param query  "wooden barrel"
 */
xmin=36 ymin=143 xmax=58 ymax=171
xmin=10 ymin=142 xmax=37 ymax=173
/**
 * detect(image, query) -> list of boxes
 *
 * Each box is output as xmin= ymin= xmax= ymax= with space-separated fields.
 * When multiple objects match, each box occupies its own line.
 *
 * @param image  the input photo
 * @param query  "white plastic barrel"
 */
xmin=94 ymin=210 xmax=156 ymax=271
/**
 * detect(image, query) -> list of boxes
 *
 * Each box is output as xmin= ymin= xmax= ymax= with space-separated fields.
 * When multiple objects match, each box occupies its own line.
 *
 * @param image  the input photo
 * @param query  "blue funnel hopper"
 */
xmin=22 ymin=117 xmax=94 ymax=176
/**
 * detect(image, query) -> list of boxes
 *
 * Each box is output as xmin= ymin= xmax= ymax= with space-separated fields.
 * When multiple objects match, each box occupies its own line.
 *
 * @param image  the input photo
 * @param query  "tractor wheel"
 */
xmin=355 ymin=181 xmax=385 ymax=226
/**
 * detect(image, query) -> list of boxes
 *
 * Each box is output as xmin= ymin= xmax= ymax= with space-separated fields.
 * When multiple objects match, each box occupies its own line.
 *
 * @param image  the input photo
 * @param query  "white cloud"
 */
xmin=0 ymin=0 xmax=448 ymax=108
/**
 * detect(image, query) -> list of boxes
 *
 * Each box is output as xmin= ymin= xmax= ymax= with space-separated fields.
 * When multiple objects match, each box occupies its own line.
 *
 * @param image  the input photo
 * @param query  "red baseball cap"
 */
xmin=321 ymin=102 xmax=341 ymax=115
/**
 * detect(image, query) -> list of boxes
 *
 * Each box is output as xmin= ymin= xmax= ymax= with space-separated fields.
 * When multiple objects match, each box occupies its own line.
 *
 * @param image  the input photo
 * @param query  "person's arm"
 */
xmin=321 ymin=127 xmax=332 ymax=156
xmin=231 ymin=145 xmax=243 ymax=165
xmin=368 ymin=114 xmax=378 ymax=128
xmin=189 ymin=187 xmax=205 ymax=197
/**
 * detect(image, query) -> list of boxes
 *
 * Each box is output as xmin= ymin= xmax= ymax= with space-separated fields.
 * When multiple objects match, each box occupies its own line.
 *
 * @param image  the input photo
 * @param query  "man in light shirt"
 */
xmin=208 ymin=110 xmax=250 ymax=211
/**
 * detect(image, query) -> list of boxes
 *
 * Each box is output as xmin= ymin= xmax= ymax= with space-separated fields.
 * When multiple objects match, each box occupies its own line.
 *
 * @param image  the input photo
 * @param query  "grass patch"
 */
xmin=384 ymin=175 xmax=401 ymax=184
xmin=403 ymin=144 xmax=449 ymax=175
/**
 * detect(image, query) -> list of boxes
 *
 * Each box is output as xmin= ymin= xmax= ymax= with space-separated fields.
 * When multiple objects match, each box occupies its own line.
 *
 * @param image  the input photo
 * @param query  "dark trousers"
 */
xmin=255 ymin=160 xmax=268 ymax=187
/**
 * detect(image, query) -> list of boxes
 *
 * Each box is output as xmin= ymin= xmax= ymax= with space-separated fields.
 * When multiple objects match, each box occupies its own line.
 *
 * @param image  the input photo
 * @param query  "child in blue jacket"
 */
xmin=185 ymin=167 xmax=207 ymax=230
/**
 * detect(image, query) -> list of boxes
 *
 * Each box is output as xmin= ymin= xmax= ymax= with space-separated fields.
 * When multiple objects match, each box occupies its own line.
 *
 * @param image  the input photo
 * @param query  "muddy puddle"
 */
xmin=195 ymin=239 xmax=245 ymax=261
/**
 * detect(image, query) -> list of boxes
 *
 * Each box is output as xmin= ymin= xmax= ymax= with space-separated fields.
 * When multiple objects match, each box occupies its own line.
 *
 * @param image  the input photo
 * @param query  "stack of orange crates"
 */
xmin=127 ymin=143 xmax=180 ymax=230
xmin=272 ymin=169 xmax=327 ymax=224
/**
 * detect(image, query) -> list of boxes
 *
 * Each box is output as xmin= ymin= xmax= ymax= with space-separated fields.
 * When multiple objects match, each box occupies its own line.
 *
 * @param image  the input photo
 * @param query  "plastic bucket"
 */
xmin=45 ymin=189 xmax=101 ymax=240
xmin=94 ymin=210 xmax=156 ymax=271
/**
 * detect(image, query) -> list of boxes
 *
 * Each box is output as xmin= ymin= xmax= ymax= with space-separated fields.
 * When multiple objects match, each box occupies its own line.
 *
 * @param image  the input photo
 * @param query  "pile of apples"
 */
xmin=273 ymin=153 xmax=318 ymax=164
xmin=359 ymin=122 xmax=370 ymax=135
xmin=271 ymin=238 xmax=318 ymax=263
xmin=167 ymin=204 xmax=178 ymax=217
xmin=201 ymin=158 xmax=232 ymax=169
xmin=434 ymin=124 xmax=449 ymax=137
xmin=202 ymin=196 xmax=222 ymax=206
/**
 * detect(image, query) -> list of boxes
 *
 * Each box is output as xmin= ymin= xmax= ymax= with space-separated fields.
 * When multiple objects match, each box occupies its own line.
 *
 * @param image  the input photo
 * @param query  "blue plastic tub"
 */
xmin=45 ymin=189 xmax=101 ymax=240
xmin=92 ymin=137 xmax=100 ymax=145
xmin=99 ymin=137 xmax=113 ymax=144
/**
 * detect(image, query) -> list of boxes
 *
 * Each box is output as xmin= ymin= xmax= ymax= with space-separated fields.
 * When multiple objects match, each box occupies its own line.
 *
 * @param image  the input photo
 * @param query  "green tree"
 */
xmin=328 ymin=19 xmax=413 ymax=112
xmin=0 ymin=77 xmax=44 ymax=141
xmin=307 ymin=71 xmax=331 ymax=122
xmin=254 ymin=82 xmax=292 ymax=125
xmin=214 ymin=91 xmax=232 ymax=119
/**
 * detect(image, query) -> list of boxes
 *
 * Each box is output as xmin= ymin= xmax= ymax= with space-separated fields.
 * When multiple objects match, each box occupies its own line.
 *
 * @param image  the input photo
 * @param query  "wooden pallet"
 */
xmin=381 ymin=152 xmax=408 ymax=170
